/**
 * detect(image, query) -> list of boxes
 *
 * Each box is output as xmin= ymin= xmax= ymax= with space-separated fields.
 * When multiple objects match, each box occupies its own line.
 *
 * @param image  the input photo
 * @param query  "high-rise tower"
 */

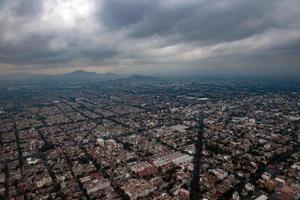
xmin=190 ymin=117 xmax=204 ymax=200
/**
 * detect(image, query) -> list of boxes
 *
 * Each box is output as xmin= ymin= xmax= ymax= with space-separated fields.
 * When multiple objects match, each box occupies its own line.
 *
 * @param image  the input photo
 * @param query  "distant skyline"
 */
xmin=0 ymin=0 xmax=300 ymax=76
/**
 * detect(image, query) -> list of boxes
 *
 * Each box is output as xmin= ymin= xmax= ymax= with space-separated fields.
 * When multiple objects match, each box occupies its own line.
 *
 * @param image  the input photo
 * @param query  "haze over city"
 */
xmin=0 ymin=0 xmax=300 ymax=75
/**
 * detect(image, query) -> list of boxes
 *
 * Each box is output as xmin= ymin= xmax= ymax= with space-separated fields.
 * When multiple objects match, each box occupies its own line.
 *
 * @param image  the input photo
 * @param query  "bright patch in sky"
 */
xmin=43 ymin=0 xmax=96 ymax=27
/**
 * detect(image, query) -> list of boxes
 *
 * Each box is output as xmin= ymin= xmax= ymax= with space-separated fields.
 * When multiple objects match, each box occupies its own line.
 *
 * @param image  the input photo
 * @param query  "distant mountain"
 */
xmin=60 ymin=70 xmax=99 ymax=77
xmin=55 ymin=70 xmax=102 ymax=80
xmin=0 ymin=70 xmax=123 ymax=82
xmin=125 ymin=74 xmax=157 ymax=80
xmin=0 ymin=70 xmax=160 ymax=84
xmin=105 ymin=72 xmax=117 ymax=76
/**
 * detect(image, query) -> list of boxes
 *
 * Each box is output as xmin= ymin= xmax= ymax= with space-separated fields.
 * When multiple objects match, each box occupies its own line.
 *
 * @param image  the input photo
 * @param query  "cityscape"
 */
xmin=0 ymin=76 xmax=299 ymax=199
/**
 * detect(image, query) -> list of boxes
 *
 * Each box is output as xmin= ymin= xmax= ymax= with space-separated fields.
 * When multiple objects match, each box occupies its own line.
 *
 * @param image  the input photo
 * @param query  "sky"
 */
xmin=0 ymin=0 xmax=299 ymax=75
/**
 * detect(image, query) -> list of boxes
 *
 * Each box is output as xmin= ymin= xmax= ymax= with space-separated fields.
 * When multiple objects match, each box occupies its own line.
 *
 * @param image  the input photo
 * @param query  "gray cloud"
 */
xmin=0 ymin=0 xmax=299 ymax=75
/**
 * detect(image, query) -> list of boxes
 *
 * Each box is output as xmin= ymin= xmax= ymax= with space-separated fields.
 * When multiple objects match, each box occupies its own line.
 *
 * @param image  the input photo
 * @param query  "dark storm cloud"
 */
xmin=100 ymin=0 xmax=153 ymax=29
xmin=0 ymin=0 xmax=299 ymax=74
xmin=100 ymin=0 xmax=281 ymax=44
xmin=12 ymin=0 xmax=43 ymax=18
xmin=0 ymin=34 xmax=54 ymax=64
xmin=0 ymin=33 xmax=118 ymax=65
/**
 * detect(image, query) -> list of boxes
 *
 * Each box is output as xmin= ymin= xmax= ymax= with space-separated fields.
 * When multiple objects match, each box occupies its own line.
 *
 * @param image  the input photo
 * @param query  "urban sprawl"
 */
xmin=0 ymin=77 xmax=299 ymax=200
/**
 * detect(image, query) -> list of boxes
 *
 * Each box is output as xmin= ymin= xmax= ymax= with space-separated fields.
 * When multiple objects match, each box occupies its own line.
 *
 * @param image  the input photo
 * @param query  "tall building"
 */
xmin=190 ymin=117 xmax=204 ymax=200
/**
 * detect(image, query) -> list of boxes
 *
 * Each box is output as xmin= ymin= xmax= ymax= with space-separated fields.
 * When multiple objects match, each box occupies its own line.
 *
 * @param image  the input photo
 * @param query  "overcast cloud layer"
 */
xmin=0 ymin=0 xmax=299 ymax=75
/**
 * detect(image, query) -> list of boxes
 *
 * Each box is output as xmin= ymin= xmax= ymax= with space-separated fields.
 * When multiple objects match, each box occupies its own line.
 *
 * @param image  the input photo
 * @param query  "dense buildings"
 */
xmin=0 ymin=77 xmax=299 ymax=199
